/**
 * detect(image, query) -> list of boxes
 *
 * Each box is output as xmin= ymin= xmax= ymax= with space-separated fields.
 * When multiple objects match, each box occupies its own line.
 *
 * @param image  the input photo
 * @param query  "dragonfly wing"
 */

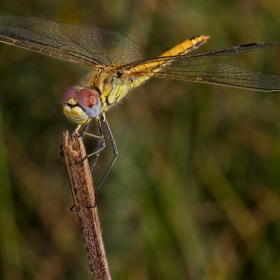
xmin=125 ymin=42 xmax=280 ymax=92
xmin=189 ymin=42 xmax=277 ymax=57
xmin=0 ymin=16 xmax=143 ymax=67
xmin=151 ymin=57 xmax=280 ymax=92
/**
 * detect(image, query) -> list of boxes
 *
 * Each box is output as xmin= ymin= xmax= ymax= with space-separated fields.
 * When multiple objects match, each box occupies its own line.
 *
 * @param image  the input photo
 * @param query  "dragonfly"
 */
xmin=0 ymin=15 xmax=280 ymax=189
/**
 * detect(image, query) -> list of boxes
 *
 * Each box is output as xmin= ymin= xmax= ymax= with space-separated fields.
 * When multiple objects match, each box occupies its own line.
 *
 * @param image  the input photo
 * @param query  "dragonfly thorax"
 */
xmin=63 ymin=86 xmax=102 ymax=124
xmin=86 ymin=67 xmax=135 ymax=112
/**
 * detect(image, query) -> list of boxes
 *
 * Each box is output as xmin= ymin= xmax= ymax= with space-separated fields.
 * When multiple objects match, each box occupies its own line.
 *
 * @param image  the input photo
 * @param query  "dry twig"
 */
xmin=63 ymin=131 xmax=111 ymax=280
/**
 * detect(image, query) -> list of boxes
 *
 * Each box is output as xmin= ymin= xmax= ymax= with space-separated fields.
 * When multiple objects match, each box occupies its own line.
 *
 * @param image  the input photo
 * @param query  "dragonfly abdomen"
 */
xmin=159 ymin=35 xmax=210 ymax=57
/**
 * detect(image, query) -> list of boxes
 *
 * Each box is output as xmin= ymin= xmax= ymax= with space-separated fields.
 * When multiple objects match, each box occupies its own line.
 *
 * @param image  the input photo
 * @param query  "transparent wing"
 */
xmin=126 ymin=42 xmax=280 ymax=92
xmin=0 ymin=16 xmax=143 ymax=67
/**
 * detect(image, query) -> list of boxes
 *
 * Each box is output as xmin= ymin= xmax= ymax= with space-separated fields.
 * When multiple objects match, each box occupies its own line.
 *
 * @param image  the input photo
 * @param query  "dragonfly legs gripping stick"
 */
xmin=76 ymin=113 xmax=118 ymax=191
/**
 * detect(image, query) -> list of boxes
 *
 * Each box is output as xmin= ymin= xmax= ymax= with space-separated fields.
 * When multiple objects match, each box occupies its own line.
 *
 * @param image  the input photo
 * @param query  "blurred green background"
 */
xmin=0 ymin=0 xmax=280 ymax=279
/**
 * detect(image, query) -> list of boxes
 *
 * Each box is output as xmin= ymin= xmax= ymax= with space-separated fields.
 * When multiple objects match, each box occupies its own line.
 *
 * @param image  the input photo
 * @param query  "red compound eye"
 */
xmin=63 ymin=86 xmax=77 ymax=103
xmin=75 ymin=88 xmax=101 ymax=118
xmin=75 ymin=88 xmax=99 ymax=107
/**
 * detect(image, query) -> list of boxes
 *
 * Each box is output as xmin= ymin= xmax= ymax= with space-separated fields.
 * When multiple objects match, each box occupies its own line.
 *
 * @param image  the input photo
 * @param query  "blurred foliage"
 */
xmin=0 ymin=0 xmax=280 ymax=279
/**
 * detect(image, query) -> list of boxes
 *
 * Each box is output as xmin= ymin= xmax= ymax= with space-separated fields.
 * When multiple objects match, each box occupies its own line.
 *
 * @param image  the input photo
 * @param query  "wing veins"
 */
xmin=120 ymin=42 xmax=277 ymax=71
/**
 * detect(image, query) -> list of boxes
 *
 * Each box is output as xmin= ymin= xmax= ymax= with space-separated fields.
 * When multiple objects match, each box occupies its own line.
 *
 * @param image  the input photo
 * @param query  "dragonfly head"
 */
xmin=63 ymin=86 xmax=102 ymax=124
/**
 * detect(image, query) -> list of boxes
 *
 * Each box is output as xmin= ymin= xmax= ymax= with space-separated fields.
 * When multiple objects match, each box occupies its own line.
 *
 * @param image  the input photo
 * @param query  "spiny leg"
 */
xmin=77 ymin=117 xmax=106 ymax=164
xmin=74 ymin=121 xmax=91 ymax=138
xmin=80 ymin=122 xmax=90 ymax=138
xmin=70 ymin=113 xmax=117 ymax=192
xmin=96 ymin=112 xmax=118 ymax=191
xmin=90 ymin=117 xmax=105 ymax=173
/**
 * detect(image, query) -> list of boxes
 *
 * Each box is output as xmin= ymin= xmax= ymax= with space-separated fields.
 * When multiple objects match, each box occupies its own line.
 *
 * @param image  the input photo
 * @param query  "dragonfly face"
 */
xmin=0 ymin=15 xmax=280 ymax=188
xmin=63 ymin=86 xmax=102 ymax=124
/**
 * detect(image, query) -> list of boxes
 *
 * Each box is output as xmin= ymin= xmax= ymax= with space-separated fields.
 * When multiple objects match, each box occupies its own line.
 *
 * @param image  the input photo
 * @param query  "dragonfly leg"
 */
xmin=77 ymin=117 xmax=106 ymax=164
xmin=89 ymin=117 xmax=105 ymax=173
xmin=96 ymin=112 xmax=118 ymax=191
xmin=80 ymin=123 xmax=90 ymax=138
xmin=71 ymin=113 xmax=117 ymax=192
xmin=74 ymin=122 xmax=91 ymax=138
xmin=74 ymin=124 xmax=82 ymax=133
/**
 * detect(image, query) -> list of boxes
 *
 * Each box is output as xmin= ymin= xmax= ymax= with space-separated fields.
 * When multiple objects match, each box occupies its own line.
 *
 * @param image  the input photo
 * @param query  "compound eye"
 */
xmin=75 ymin=88 xmax=102 ymax=118
xmin=63 ymin=86 xmax=77 ymax=103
